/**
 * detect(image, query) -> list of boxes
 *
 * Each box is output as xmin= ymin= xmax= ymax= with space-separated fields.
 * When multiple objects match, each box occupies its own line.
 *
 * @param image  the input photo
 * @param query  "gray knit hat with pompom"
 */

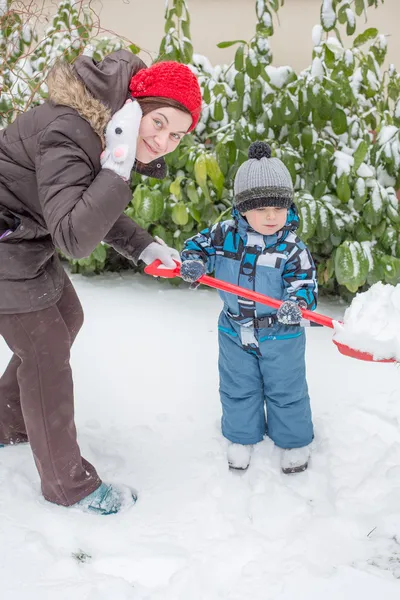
xmin=234 ymin=142 xmax=293 ymax=212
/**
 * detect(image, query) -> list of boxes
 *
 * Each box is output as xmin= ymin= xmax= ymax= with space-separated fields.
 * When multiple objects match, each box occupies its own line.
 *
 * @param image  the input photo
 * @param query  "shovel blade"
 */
xmin=333 ymin=339 xmax=396 ymax=363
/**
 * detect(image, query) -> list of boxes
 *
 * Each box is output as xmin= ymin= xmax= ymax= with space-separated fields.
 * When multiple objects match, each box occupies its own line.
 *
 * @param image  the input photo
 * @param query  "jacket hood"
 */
xmin=232 ymin=203 xmax=299 ymax=242
xmin=46 ymin=50 xmax=166 ymax=178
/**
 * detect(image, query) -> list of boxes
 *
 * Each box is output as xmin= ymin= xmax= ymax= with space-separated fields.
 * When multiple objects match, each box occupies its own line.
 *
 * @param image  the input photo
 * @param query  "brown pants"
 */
xmin=0 ymin=274 xmax=101 ymax=506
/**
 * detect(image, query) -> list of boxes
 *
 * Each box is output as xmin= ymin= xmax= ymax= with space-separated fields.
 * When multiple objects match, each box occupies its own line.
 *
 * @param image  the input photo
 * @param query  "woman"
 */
xmin=0 ymin=50 xmax=202 ymax=514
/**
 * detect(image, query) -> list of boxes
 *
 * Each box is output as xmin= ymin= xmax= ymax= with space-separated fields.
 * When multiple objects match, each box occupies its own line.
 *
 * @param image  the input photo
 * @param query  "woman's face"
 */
xmin=136 ymin=107 xmax=192 ymax=164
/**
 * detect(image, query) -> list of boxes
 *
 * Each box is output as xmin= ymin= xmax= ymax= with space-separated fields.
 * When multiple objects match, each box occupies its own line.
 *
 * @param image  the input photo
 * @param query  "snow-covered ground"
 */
xmin=1 ymin=271 xmax=400 ymax=600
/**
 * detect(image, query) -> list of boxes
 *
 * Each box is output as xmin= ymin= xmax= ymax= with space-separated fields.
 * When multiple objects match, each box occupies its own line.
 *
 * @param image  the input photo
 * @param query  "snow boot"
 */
xmin=72 ymin=482 xmax=137 ymax=515
xmin=281 ymin=445 xmax=311 ymax=474
xmin=227 ymin=443 xmax=252 ymax=471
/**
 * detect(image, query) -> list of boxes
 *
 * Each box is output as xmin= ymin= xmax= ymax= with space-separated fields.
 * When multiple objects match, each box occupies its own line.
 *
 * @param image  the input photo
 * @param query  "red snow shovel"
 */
xmin=145 ymin=261 xmax=397 ymax=364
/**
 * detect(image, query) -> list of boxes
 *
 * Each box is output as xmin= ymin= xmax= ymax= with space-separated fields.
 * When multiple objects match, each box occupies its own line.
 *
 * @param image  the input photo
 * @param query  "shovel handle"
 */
xmin=144 ymin=260 xmax=337 ymax=330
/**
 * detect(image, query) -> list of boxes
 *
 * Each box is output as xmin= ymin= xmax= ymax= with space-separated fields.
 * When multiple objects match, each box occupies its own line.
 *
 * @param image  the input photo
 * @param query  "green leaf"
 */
xmin=182 ymin=20 xmax=191 ymax=38
xmin=301 ymin=126 xmax=314 ymax=150
xmin=245 ymin=55 xmax=260 ymax=80
xmin=213 ymin=100 xmax=224 ymax=121
xmin=338 ymin=4 xmax=349 ymax=25
xmin=331 ymin=107 xmax=347 ymax=135
xmin=353 ymin=28 xmax=378 ymax=48
xmin=175 ymin=0 xmax=183 ymax=18
xmin=346 ymin=14 xmax=356 ymax=37
xmin=92 ymin=244 xmax=107 ymax=263
xmin=335 ymin=241 xmax=368 ymax=291
xmin=381 ymin=255 xmax=400 ymax=285
xmin=234 ymin=71 xmax=245 ymax=97
xmin=319 ymin=93 xmax=334 ymax=121
xmin=194 ymin=154 xmax=207 ymax=189
xmin=355 ymin=0 xmax=365 ymax=16
xmin=172 ymin=203 xmax=189 ymax=226
xmin=170 ymin=176 xmax=184 ymax=200
xmin=321 ymin=2 xmax=336 ymax=31
xmin=324 ymin=46 xmax=336 ymax=69
xmin=336 ymin=173 xmax=351 ymax=203
xmin=316 ymin=202 xmax=331 ymax=241
xmin=250 ymin=80 xmax=263 ymax=115
xmin=296 ymin=198 xmax=316 ymax=242
xmin=205 ymin=154 xmax=224 ymax=196
xmin=217 ymin=39 xmax=247 ymax=49
xmin=186 ymin=180 xmax=200 ymax=204
xmin=182 ymin=41 xmax=193 ymax=64
xmin=234 ymin=45 xmax=245 ymax=71
xmin=133 ymin=184 xmax=143 ymax=213
xmin=137 ymin=188 xmax=164 ymax=222
xmin=354 ymin=177 xmax=368 ymax=211
xmin=353 ymin=140 xmax=368 ymax=171
xmin=129 ymin=43 xmax=141 ymax=54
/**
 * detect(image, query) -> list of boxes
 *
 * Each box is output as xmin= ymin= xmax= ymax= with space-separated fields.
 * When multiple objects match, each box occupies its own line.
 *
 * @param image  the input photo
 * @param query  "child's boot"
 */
xmin=227 ymin=443 xmax=252 ymax=471
xmin=72 ymin=482 xmax=137 ymax=515
xmin=281 ymin=445 xmax=311 ymax=474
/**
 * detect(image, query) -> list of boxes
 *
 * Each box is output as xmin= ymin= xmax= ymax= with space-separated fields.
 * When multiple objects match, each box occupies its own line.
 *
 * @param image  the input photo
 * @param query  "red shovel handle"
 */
xmin=144 ymin=260 xmax=336 ymax=329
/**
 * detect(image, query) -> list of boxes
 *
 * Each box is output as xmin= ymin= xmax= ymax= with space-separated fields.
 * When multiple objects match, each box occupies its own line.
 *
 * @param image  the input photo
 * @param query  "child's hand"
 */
xmin=277 ymin=300 xmax=304 ymax=325
xmin=100 ymin=99 xmax=142 ymax=181
xmin=180 ymin=259 xmax=206 ymax=288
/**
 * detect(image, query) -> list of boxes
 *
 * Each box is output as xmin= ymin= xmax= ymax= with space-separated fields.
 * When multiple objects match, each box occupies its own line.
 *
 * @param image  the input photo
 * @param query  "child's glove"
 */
xmin=139 ymin=236 xmax=181 ymax=269
xmin=100 ymin=99 xmax=142 ymax=181
xmin=180 ymin=259 xmax=206 ymax=289
xmin=277 ymin=300 xmax=306 ymax=325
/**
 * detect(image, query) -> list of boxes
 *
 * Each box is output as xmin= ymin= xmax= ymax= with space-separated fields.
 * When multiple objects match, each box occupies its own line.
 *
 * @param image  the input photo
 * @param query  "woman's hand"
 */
xmin=100 ymin=99 xmax=142 ymax=181
xmin=139 ymin=236 xmax=181 ymax=269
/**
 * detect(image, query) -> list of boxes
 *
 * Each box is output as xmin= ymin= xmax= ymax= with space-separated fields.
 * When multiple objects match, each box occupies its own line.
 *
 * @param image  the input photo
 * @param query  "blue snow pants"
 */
xmin=218 ymin=312 xmax=313 ymax=449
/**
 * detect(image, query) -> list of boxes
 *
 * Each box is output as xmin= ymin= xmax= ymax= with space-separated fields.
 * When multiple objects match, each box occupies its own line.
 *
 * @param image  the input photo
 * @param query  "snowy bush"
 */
xmin=2 ymin=0 xmax=399 ymax=296
xmin=127 ymin=0 xmax=399 ymax=296
xmin=0 ymin=0 xmax=126 ymax=127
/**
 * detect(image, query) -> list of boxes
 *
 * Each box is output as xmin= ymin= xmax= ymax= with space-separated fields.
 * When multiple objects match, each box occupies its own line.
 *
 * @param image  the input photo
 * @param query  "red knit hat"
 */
xmin=129 ymin=61 xmax=202 ymax=132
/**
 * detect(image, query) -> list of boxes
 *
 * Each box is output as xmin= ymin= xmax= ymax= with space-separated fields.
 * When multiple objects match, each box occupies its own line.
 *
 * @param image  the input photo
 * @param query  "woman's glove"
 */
xmin=139 ymin=236 xmax=181 ymax=269
xmin=100 ymin=99 xmax=142 ymax=181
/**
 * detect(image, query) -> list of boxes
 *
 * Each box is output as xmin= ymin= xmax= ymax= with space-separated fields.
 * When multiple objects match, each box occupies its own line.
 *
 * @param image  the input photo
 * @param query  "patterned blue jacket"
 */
xmin=181 ymin=205 xmax=317 ymax=326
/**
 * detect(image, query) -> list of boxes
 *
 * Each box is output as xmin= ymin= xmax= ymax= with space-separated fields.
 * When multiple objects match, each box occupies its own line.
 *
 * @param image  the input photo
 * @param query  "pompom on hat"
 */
xmin=129 ymin=61 xmax=202 ymax=132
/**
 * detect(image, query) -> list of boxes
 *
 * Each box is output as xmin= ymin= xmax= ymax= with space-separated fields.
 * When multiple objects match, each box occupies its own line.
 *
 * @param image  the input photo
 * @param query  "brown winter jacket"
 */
xmin=0 ymin=50 xmax=165 ymax=314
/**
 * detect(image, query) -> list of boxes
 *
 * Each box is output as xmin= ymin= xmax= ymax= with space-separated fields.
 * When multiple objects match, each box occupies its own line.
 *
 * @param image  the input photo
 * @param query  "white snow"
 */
xmin=367 ymin=70 xmax=380 ymax=92
xmin=333 ymin=150 xmax=354 ymax=177
xmin=1 ymin=272 xmax=400 ymax=599
xmin=371 ymin=181 xmax=383 ymax=211
xmin=312 ymin=24 xmax=323 ymax=47
xmin=345 ymin=8 xmax=355 ymax=29
xmin=257 ymin=36 xmax=270 ymax=53
xmin=248 ymin=48 xmax=258 ymax=67
xmin=334 ymin=282 xmax=400 ymax=361
xmin=325 ymin=36 xmax=344 ymax=57
xmin=321 ymin=0 xmax=336 ymax=30
xmin=357 ymin=163 xmax=374 ymax=178
xmin=265 ymin=65 xmax=293 ymax=89
xmin=311 ymin=57 xmax=324 ymax=80
xmin=378 ymin=125 xmax=398 ymax=146
xmin=0 ymin=0 xmax=7 ymax=17
xmin=256 ymin=0 xmax=265 ymax=20
xmin=395 ymin=100 xmax=400 ymax=121
xmin=263 ymin=11 xmax=272 ymax=28
xmin=356 ymin=177 xmax=366 ymax=197
xmin=344 ymin=50 xmax=354 ymax=68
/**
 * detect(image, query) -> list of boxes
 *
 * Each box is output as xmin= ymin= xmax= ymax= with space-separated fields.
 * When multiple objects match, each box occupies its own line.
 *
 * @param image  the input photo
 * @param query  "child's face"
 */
xmin=243 ymin=206 xmax=288 ymax=235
